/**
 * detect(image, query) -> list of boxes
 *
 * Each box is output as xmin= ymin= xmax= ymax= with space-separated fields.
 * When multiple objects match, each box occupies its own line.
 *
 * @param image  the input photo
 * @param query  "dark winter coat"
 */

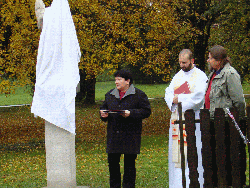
xmin=100 ymin=84 xmax=151 ymax=154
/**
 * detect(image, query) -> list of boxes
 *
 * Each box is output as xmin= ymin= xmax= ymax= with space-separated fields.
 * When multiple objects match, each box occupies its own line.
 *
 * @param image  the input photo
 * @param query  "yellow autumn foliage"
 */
xmin=0 ymin=0 xmax=182 ymax=95
xmin=73 ymin=0 xmax=182 ymax=81
xmin=0 ymin=0 xmax=38 ymax=95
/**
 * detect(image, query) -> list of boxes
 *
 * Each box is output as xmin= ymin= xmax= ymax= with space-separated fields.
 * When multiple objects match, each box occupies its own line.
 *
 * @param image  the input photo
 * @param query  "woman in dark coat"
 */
xmin=100 ymin=69 xmax=151 ymax=188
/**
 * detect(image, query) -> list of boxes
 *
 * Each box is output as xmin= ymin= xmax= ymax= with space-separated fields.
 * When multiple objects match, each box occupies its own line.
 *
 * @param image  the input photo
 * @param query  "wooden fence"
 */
xmin=176 ymin=104 xmax=250 ymax=188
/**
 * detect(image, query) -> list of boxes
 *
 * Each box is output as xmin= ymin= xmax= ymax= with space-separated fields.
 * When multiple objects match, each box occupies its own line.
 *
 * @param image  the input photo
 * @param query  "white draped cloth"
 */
xmin=165 ymin=67 xmax=208 ymax=187
xmin=31 ymin=0 xmax=81 ymax=134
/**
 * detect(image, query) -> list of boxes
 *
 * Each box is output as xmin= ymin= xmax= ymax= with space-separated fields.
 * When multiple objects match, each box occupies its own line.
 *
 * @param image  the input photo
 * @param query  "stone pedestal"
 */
xmin=44 ymin=121 xmax=88 ymax=188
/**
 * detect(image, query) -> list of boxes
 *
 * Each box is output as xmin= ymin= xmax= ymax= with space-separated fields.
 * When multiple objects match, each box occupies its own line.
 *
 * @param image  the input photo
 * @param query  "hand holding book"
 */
xmin=173 ymin=81 xmax=191 ymax=104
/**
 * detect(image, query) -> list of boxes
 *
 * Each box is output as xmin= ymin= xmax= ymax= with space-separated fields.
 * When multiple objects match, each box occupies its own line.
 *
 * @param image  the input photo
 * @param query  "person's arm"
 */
xmin=128 ymin=91 xmax=151 ymax=120
xmin=227 ymin=71 xmax=246 ymax=117
xmin=100 ymin=94 xmax=109 ymax=121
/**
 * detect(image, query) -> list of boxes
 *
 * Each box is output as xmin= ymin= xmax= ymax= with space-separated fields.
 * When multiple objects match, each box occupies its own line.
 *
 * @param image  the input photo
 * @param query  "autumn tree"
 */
xmin=171 ymin=0 xmax=233 ymax=71
xmin=209 ymin=0 xmax=250 ymax=82
xmin=72 ymin=0 xmax=182 ymax=103
xmin=0 ymin=0 xmax=185 ymax=104
xmin=0 ymin=0 xmax=38 ymax=95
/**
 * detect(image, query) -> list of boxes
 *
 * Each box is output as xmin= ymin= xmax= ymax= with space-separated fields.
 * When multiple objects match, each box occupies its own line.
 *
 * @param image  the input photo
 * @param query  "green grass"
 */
xmin=0 ymin=149 xmax=46 ymax=187
xmin=0 ymin=86 xmax=32 ymax=106
xmin=135 ymin=84 xmax=167 ymax=99
xmin=0 ymin=98 xmax=170 ymax=187
xmin=0 ymin=135 xmax=168 ymax=188
xmin=95 ymin=81 xmax=115 ymax=101
xmin=76 ymin=135 xmax=168 ymax=188
xmin=1 ymin=81 xmax=249 ymax=105
xmin=243 ymin=82 xmax=250 ymax=94
xmin=0 ymin=99 xmax=169 ymax=148
xmin=95 ymin=81 xmax=168 ymax=101
xmin=1 ymin=81 xmax=250 ymax=187
xmin=0 ymin=82 xmax=167 ymax=105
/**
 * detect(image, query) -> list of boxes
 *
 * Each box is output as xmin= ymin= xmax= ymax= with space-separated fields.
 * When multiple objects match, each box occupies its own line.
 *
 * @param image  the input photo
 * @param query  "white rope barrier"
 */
xmin=0 ymin=104 xmax=31 ymax=108
xmin=226 ymin=108 xmax=250 ymax=144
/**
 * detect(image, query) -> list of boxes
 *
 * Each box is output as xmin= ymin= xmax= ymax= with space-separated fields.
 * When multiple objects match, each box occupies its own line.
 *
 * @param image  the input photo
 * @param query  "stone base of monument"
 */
xmin=44 ymin=121 xmax=89 ymax=188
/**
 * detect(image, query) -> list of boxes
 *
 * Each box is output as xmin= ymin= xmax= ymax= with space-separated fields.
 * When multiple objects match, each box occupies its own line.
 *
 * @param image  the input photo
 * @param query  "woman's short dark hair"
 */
xmin=114 ymin=69 xmax=133 ymax=85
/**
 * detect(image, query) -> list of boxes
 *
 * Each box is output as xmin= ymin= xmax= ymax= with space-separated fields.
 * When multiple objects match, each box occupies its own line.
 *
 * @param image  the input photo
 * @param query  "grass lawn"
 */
xmin=0 ymin=81 xmax=167 ymax=105
xmin=1 ymin=81 xmax=249 ymax=105
xmin=0 ymin=99 xmax=169 ymax=146
xmin=95 ymin=81 xmax=167 ymax=101
xmin=76 ymin=135 xmax=168 ymax=188
xmin=0 ymin=99 xmax=169 ymax=187
xmin=243 ymin=82 xmax=250 ymax=94
xmin=0 ymin=81 xmax=250 ymax=187
xmin=0 ymin=135 xmax=168 ymax=188
xmin=0 ymin=86 xmax=33 ymax=106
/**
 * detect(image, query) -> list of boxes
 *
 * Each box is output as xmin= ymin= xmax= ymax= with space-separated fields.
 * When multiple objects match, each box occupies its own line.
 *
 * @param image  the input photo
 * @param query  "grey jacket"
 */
xmin=206 ymin=63 xmax=246 ymax=117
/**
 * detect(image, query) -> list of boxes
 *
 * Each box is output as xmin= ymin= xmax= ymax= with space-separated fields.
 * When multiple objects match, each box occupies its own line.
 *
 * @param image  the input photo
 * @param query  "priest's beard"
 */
xmin=182 ymin=62 xmax=193 ymax=72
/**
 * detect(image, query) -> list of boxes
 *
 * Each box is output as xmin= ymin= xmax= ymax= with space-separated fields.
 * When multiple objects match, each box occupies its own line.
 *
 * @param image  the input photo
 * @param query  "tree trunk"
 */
xmin=84 ymin=78 xmax=96 ymax=104
xmin=75 ymin=70 xmax=86 ymax=102
xmin=194 ymin=34 xmax=207 ymax=72
xmin=76 ymin=69 xmax=96 ymax=104
xmin=193 ymin=20 xmax=212 ymax=72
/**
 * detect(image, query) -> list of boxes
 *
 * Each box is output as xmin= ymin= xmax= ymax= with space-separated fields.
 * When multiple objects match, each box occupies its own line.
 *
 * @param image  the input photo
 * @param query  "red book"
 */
xmin=174 ymin=81 xmax=191 ymax=94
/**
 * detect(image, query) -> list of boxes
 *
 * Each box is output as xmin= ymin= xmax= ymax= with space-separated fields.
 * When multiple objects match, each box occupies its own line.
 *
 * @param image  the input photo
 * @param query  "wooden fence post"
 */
xmin=179 ymin=107 xmax=249 ymax=187
xmin=178 ymin=103 xmax=186 ymax=188
xmin=185 ymin=109 xmax=199 ymax=187
xmin=200 ymin=109 xmax=213 ymax=188
xmin=214 ymin=108 xmax=227 ymax=187
xmin=229 ymin=107 xmax=242 ymax=187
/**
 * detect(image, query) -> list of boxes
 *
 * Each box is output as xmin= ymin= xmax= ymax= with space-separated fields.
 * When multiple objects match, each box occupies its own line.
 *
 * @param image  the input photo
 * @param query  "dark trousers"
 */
xmin=108 ymin=153 xmax=137 ymax=188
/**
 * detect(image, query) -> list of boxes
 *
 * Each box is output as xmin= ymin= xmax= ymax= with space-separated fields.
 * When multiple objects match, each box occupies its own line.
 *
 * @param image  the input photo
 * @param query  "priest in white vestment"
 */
xmin=165 ymin=49 xmax=208 ymax=188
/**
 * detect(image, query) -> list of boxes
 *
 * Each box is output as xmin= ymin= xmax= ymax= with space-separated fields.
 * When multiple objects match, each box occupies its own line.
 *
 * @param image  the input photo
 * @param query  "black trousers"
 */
xmin=108 ymin=153 xmax=137 ymax=188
